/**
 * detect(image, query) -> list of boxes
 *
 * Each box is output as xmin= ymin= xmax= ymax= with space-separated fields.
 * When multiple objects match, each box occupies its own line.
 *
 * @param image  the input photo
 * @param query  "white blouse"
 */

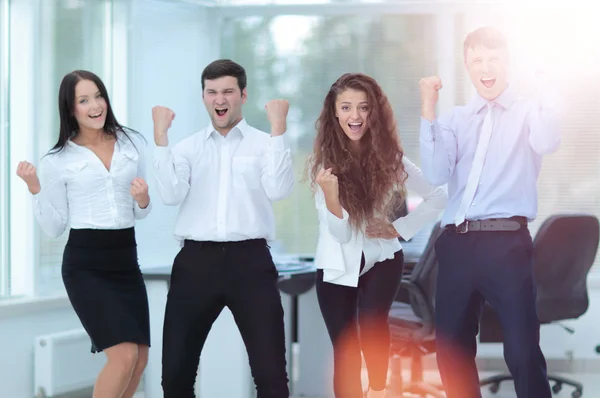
xmin=314 ymin=156 xmax=447 ymax=287
xmin=32 ymin=132 xmax=152 ymax=238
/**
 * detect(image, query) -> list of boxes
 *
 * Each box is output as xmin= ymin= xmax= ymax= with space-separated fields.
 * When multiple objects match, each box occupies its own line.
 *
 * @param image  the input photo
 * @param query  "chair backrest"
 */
xmin=533 ymin=214 xmax=599 ymax=323
xmin=409 ymin=221 xmax=444 ymax=319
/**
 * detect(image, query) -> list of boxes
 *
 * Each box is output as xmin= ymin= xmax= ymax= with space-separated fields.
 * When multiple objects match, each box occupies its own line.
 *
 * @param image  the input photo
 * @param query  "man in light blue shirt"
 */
xmin=419 ymin=27 xmax=559 ymax=398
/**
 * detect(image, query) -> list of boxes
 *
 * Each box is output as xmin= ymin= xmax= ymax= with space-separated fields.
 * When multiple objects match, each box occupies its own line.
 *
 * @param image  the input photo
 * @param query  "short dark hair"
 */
xmin=201 ymin=59 xmax=247 ymax=92
xmin=463 ymin=27 xmax=508 ymax=59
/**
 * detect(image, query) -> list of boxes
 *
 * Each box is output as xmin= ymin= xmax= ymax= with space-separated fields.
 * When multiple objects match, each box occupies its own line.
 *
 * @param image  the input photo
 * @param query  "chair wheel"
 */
xmin=552 ymin=382 xmax=563 ymax=394
xmin=571 ymin=390 xmax=582 ymax=398
xmin=489 ymin=383 xmax=500 ymax=394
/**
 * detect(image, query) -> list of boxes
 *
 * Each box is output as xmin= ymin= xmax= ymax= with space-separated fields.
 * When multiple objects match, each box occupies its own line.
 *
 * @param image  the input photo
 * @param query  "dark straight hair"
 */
xmin=49 ymin=69 xmax=141 ymax=154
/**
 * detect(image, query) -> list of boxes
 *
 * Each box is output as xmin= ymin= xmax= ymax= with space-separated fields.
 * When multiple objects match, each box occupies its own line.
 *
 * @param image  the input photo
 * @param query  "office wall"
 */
xmin=126 ymin=0 xmax=220 ymax=269
xmin=0 ymin=299 xmax=80 ymax=398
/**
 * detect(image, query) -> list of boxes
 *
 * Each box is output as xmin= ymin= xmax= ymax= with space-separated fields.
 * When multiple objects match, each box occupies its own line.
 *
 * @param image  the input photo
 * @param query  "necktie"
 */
xmin=454 ymin=102 xmax=493 ymax=226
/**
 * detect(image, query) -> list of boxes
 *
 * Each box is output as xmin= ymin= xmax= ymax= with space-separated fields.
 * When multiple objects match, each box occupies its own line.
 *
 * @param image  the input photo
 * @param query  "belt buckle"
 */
xmin=456 ymin=221 xmax=469 ymax=234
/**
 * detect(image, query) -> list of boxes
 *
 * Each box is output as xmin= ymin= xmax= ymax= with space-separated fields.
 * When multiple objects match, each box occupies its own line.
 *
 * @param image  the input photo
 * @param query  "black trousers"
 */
xmin=161 ymin=239 xmax=289 ymax=398
xmin=316 ymin=251 xmax=404 ymax=398
xmin=434 ymin=228 xmax=551 ymax=398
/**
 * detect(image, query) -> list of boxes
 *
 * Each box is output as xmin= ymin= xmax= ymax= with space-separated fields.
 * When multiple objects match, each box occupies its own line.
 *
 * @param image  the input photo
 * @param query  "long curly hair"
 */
xmin=308 ymin=73 xmax=408 ymax=229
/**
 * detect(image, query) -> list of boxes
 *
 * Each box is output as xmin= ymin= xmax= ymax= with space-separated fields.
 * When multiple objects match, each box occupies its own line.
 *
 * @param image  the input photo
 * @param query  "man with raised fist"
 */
xmin=419 ymin=27 xmax=560 ymax=398
xmin=152 ymin=59 xmax=294 ymax=398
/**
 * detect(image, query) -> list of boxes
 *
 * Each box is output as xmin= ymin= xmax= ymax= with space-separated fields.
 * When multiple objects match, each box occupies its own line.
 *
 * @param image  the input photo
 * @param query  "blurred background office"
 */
xmin=0 ymin=0 xmax=599 ymax=397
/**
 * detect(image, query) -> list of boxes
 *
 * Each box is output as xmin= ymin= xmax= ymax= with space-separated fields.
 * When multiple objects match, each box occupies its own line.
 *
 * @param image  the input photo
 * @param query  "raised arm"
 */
xmin=151 ymin=106 xmax=192 ymax=206
xmin=314 ymin=168 xmax=352 ymax=244
xmin=130 ymin=134 xmax=152 ymax=219
xmin=528 ymin=90 xmax=562 ymax=155
xmin=17 ymin=157 xmax=69 ymax=238
xmin=261 ymin=99 xmax=294 ymax=201
xmin=419 ymin=76 xmax=457 ymax=186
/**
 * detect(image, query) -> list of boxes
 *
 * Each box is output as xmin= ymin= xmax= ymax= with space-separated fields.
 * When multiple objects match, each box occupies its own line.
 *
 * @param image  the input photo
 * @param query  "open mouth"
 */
xmin=348 ymin=122 xmax=362 ymax=133
xmin=89 ymin=111 xmax=103 ymax=119
xmin=215 ymin=107 xmax=228 ymax=117
xmin=480 ymin=77 xmax=496 ymax=88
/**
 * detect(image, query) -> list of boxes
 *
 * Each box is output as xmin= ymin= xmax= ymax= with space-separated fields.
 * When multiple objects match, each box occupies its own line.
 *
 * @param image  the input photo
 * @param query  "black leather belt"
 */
xmin=446 ymin=217 xmax=527 ymax=234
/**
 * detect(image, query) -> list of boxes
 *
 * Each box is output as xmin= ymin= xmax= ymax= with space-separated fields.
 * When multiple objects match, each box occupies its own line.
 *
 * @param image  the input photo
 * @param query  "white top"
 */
xmin=314 ymin=156 xmax=447 ymax=287
xmin=32 ymin=131 xmax=152 ymax=238
xmin=152 ymin=119 xmax=294 ymax=245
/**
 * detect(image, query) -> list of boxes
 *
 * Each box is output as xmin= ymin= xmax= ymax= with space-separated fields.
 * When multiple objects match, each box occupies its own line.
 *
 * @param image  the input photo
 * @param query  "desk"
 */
xmin=142 ymin=258 xmax=316 ymax=398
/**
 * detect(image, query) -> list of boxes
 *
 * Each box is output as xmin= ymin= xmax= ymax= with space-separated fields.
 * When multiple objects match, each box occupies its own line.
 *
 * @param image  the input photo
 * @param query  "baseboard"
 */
xmin=394 ymin=355 xmax=600 ymax=374
xmin=52 ymin=387 xmax=93 ymax=398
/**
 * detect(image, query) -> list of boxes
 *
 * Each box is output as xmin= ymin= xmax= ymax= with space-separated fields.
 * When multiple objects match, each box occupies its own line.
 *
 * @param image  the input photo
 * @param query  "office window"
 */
xmin=125 ymin=0 xmax=218 ymax=270
xmin=220 ymin=14 xmax=437 ymax=255
xmin=221 ymin=6 xmax=600 ymax=271
xmin=35 ymin=0 xmax=111 ymax=295
xmin=0 ymin=0 xmax=9 ymax=297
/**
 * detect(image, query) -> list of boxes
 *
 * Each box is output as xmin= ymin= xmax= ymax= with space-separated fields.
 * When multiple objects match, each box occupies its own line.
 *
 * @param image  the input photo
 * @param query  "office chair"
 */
xmin=480 ymin=214 xmax=600 ymax=398
xmin=387 ymin=221 xmax=445 ymax=397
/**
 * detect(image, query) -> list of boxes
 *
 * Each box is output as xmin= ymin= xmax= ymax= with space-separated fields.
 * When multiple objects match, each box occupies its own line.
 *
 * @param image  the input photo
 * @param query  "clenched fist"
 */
xmin=316 ymin=167 xmax=339 ymax=201
xmin=265 ymin=99 xmax=289 ymax=137
xmin=419 ymin=76 xmax=443 ymax=121
xmin=16 ymin=161 xmax=41 ymax=195
xmin=130 ymin=177 xmax=150 ymax=209
xmin=152 ymin=106 xmax=176 ymax=147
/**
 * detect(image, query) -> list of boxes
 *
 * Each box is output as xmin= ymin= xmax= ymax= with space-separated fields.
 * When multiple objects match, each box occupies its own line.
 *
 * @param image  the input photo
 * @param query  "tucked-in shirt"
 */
xmin=32 ymin=131 xmax=152 ymax=238
xmin=152 ymin=118 xmax=294 ymax=245
xmin=314 ymin=156 xmax=447 ymax=287
xmin=419 ymin=86 xmax=561 ymax=226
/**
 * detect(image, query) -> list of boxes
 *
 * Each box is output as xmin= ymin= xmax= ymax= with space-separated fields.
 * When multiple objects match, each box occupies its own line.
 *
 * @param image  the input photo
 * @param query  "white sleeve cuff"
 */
xmin=269 ymin=134 xmax=289 ymax=151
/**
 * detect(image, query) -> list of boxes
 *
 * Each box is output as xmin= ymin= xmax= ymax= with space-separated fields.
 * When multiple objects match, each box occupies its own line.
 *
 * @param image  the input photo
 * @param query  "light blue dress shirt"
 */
xmin=419 ymin=86 xmax=561 ymax=227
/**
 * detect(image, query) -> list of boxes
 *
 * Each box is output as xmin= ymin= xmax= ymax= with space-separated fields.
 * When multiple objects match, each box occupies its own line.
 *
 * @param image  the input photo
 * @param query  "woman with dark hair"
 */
xmin=309 ymin=73 xmax=447 ymax=398
xmin=16 ymin=70 xmax=151 ymax=398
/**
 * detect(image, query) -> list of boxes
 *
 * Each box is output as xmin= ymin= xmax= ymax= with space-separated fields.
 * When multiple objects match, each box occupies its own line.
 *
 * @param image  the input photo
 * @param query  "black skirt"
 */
xmin=62 ymin=227 xmax=151 ymax=353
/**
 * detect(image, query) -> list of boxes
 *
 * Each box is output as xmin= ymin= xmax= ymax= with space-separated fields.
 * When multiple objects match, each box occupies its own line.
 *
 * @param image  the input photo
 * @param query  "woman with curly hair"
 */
xmin=309 ymin=73 xmax=447 ymax=398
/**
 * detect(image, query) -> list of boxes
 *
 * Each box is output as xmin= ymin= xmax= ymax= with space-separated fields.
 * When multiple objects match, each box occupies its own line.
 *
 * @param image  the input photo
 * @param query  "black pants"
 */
xmin=434 ymin=228 xmax=551 ymax=398
xmin=161 ymin=239 xmax=289 ymax=398
xmin=316 ymin=251 xmax=404 ymax=398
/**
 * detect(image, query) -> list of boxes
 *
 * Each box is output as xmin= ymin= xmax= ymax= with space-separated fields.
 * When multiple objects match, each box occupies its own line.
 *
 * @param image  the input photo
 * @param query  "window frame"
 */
xmin=6 ymin=0 xmax=118 ymax=298
xmin=0 ymin=0 xmax=10 ymax=297
xmin=215 ymin=4 xmax=458 ymax=256
xmin=213 ymin=2 xmax=600 ymax=279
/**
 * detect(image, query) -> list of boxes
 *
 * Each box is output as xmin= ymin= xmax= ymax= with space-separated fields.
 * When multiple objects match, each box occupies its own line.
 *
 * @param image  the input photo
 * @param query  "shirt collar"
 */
xmin=205 ymin=118 xmax=249 ymax=140
xmin=470 ymin=85 xmax=516 ymax=113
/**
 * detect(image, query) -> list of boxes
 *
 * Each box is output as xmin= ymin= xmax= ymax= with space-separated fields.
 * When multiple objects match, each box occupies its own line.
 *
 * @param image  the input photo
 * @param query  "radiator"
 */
xmin=34 ymin=329 xmax=106 ymax=398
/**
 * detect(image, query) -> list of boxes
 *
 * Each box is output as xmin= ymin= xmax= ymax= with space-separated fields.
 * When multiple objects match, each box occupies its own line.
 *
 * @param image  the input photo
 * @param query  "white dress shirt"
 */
xmin=419 ymin=86 xmax=562 ymax=227
xmin=152 ymin=119 xmax=294 ymax=245
xmin=32 ymin=131 xmax=152 ymax=238
xmin=314 ymin=156 xmax=447 ymax=287
xmin=454 ymin=102 xmax=493 ymax=226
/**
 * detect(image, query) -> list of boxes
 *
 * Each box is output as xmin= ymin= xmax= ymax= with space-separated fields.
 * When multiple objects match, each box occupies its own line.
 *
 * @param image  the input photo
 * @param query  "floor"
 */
xmin=377 ymin=370 xmax=593 ymax=397
xmin=286 ymin=369 xmax=596 ymax=398
xmin=123 ymin=371 xmax=595 ymax=398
